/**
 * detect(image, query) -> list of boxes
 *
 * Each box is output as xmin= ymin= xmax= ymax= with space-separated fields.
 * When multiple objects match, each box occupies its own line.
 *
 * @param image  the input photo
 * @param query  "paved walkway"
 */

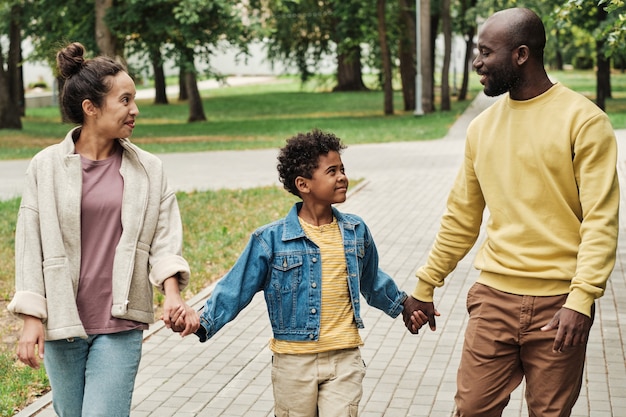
xmin=12 ymin=94 xmax=626 ymax=417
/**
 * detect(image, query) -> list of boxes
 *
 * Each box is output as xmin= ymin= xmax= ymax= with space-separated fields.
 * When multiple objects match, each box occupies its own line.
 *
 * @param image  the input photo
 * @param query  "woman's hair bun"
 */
xmin=56 ymin=42 xmax=86 ymax=79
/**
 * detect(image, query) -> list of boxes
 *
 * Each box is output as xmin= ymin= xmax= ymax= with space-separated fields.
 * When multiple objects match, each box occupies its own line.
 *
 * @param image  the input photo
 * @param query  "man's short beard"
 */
xmin=484 ymin=70 xmax=520 ymax=97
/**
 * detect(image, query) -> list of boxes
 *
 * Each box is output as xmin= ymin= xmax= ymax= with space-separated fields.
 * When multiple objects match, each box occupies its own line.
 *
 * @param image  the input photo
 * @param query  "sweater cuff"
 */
xmin=412 ymin=276 xmax=435 ymax=302
xmin=563 ymin=288 xmax=595 ymax=317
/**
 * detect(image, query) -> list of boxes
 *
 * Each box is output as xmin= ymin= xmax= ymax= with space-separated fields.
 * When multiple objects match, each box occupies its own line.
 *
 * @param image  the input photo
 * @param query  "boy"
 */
xmin=180 ymin=130 xmax=425 ymax=416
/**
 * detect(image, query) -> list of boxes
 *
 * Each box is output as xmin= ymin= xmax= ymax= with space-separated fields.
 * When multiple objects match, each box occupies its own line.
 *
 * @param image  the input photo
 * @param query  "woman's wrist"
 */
xmin=163 ymin=276 xmax=180 ymax=295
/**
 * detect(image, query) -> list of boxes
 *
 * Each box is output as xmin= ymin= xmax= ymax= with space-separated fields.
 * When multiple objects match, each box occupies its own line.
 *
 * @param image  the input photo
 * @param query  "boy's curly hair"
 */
xmin=277 ymin=129 xmax=346 ymax=197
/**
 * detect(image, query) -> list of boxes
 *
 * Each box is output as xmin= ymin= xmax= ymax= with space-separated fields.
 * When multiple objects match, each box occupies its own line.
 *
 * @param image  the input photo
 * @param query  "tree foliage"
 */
xmin=2 ymin=0 xmax=626 ymax=129
xmin=261 ymin=0 xmax=375 ymax=90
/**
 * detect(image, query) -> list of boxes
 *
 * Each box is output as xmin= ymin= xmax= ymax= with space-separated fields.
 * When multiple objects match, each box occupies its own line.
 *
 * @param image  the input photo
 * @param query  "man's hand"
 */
xmin=541 ymin=307 xmax=593 ymax=352
xmin=17 ymin=315 xmax=45 ymax=369
xmin=402 ymin=296 xmax=440 ymax=334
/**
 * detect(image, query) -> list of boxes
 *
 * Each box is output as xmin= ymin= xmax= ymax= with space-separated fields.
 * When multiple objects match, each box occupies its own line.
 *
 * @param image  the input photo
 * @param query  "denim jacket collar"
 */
xmin=282 ymin=202 xmax=360 ymax=242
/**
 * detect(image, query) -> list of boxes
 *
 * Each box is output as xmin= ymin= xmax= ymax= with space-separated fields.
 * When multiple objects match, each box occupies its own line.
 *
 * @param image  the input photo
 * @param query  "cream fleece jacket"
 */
xmin=8 ymin=128 xmax=190 ymax=341
xmin=413 ymin=83 xmax=619 ymax=317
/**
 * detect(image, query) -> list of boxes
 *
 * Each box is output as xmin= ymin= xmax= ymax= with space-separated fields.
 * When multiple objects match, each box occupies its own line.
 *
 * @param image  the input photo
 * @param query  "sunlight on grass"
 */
xmin=1 ymin=76 xmax=478 ymax=159
xmin=4 ymin=70 xmax=624 ymax=159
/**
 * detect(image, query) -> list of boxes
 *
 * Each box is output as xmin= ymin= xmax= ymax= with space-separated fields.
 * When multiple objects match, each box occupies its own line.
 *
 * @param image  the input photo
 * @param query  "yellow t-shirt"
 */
xmin=269 ymin=217 xmax=363 ymax=354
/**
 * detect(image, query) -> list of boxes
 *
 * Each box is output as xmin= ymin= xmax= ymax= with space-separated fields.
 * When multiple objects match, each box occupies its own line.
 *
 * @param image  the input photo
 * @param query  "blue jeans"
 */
xmin=44 ymin=329 xmax=143 ymax=417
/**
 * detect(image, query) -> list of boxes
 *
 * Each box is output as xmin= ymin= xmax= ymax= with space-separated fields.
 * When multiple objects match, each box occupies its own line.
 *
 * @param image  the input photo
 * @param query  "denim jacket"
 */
xmin=197 ymin=202 xmax=407 ymax=342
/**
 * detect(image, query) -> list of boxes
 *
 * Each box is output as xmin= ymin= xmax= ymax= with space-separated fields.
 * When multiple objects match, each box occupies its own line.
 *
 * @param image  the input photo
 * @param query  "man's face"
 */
xmin=473 ymin=20 xmax=520 ymax=97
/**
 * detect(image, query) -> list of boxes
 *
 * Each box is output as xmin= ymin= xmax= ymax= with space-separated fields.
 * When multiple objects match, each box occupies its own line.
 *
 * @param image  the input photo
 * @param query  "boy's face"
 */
xmin=305 ymin=151 xmax=349 ymax=205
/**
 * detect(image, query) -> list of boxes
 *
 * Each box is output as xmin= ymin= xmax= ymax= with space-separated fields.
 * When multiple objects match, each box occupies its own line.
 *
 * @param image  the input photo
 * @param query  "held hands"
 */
xmin=402 ymin=296 xmax=440 ymax=334
xmin=162 ymin=277 xmax=200 ymax=337
xmin=162 ymin=303 xmax=200 ymax=337
xmin=161 ymin=290 xmax=200 ymax=337
xmin=541 ymin=307 xmax=593 ymax=352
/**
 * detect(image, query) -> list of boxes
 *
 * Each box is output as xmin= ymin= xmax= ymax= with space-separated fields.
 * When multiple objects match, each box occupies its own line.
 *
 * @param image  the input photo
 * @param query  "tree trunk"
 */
xmin=440 ymin=0 xmax=451 ymax=111
xmin=178 ymin=67 xmax=188 ymax=101
xmin=0 ymin=42 xmax=22 ymax=129
xmin=150 ymin=49 xmax=168 ymax=105
xmin=9 ymin=4 xmax=24 ymax=117
xmin=334 ymin=48 xmax=368 ymax=92
xmin=398 ymin=0 xmax=416 ymax=111
xmin=377 ymin=0 xmax=393 ymax=115
xmin=554 ymin=31 xmax=563 ymax=71
xmin=596 ymin=39 xmax=610 ymax=110
xmin=95 ymin=0 xmax=117 ymax=58
xmin=457 ymin=0 xmax=477 ymax=102
xmin=458 ymin=26 xmax=474 ymax=101
xmin=184 ymin=59 xmax=207 ymax=122
xmin=421 ymin=0 xmax=434 ymax=113
xmin=596 ymin=5 xmax=610 ymax=110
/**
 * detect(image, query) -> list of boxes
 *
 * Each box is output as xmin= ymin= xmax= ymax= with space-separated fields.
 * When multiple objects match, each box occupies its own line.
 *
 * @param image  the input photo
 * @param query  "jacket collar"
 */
xmin=281 ymin=202 xmax=359 ymax=241
xmin=60 ymin=127 xmax=138 ymax=163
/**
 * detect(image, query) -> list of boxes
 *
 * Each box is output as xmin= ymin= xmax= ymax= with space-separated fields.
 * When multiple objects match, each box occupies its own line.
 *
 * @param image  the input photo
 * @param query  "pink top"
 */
xmin=76 ymin=146 xmax=147 ymax=334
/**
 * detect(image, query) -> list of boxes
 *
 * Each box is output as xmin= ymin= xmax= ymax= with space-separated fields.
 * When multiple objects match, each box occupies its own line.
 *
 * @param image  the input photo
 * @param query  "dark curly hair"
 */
xmin=277 ymin=129 xmax=346 ymax=197
xmin=56 ymin=42 xmax=126 ymax=124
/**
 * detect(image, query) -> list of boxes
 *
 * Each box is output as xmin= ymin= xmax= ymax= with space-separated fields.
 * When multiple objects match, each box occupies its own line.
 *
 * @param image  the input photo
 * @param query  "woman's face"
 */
xmin=93 ymin=71 xmax=139 ymax=139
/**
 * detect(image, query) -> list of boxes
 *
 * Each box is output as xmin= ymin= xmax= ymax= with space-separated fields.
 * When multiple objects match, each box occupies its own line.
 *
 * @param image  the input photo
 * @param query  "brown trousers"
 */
xmin=454 ymin=283 xmax=590 ymax=417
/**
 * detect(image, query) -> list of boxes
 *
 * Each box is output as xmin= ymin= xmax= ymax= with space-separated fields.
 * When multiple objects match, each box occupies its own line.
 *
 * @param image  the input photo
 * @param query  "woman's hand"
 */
xmin=17 ymin=315 xmax=45 ymax=369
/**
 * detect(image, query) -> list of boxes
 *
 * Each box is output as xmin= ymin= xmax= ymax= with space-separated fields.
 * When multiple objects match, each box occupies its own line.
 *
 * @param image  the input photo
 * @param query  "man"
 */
xmin=402 ymin=7 xmax=619 ymax=417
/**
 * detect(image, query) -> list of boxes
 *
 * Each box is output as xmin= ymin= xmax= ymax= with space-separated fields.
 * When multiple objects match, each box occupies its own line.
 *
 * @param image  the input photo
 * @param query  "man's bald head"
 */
xmin=485 ymin=8 xmax=546 ymax=61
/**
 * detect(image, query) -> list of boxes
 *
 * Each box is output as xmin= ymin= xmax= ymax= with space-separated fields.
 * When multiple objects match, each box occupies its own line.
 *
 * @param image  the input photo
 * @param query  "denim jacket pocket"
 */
xmin=267 ymin=255 xmax=303 ymax=330
xmin=356 ymin=241 xmax=365 ymax=259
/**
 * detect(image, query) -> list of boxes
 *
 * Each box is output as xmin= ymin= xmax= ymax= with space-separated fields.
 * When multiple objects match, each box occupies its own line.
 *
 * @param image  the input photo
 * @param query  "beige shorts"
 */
xmin=272 ymin=347 xmax=366 ymax=417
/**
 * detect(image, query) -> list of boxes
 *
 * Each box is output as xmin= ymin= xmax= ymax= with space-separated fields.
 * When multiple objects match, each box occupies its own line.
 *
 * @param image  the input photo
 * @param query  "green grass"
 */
xmin=0 ymin=76 xmax=477 ymax=160
xmin=0 ymin=351 xmax=49 ymax=417
xmin=0 ymin=199 xmax=18 ymax=301
xmin=177 ymin=186 xmax=299 ymax=297
xmin=0 ymin=199 xmax=47 ymax=417
xmin=3 ymin=70 xmax=624 ymax=161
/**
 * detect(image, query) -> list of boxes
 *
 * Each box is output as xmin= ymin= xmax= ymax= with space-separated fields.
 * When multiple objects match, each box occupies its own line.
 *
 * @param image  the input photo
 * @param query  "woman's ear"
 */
xmin=82 ymin=99 xmax=97 ymax=117
xmin=295 ymin=176 xmax=310 ymax=195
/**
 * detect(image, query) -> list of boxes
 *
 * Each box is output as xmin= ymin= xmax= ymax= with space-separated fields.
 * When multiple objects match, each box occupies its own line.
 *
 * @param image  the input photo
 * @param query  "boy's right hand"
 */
xmin=402 ymin=296 xmax=439 ymax=334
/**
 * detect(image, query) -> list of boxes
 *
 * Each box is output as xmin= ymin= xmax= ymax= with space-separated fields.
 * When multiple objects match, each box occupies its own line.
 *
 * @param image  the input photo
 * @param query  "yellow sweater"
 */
xmin=413 ymin=83 xmax=619 ymax=317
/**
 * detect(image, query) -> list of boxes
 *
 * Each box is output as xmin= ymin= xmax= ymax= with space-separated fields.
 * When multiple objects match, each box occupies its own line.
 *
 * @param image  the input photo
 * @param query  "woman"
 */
xmin=8 ymin=42 xmax=199 ymax=416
